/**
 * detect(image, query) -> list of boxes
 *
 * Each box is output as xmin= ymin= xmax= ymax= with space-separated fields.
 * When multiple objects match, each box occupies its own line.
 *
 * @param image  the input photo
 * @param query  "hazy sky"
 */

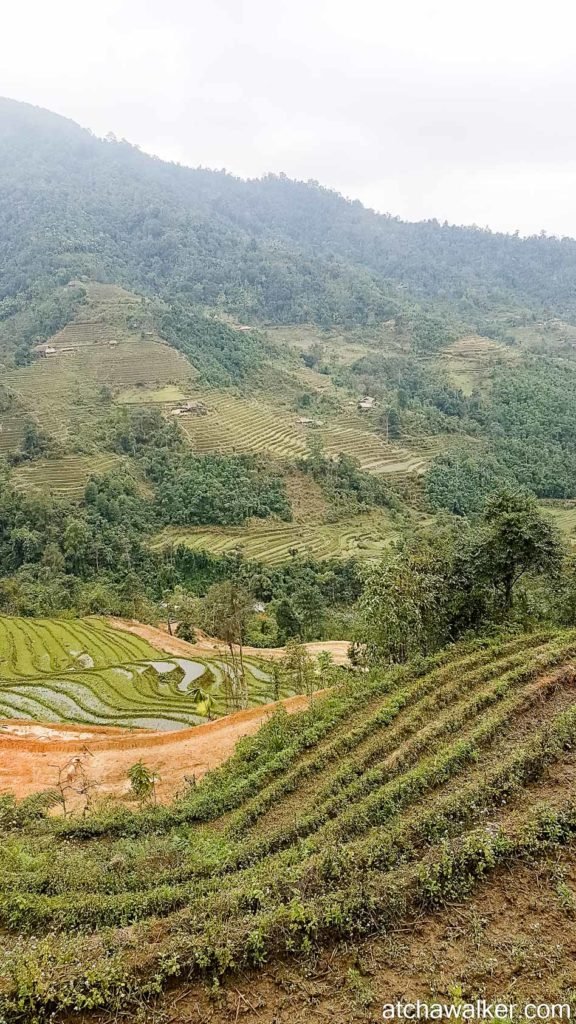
xmin=2 ymin=0 xmax=576 ymax=237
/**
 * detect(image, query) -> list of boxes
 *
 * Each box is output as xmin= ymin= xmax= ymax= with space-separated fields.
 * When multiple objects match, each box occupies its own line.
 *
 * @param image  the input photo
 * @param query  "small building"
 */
xmin=171 ymin=400 xmax=208 ymax=416
xmin=297 ymin=416 xmax=324 ymax=427
xmin=358 ymin=396 xmax=376 ymax=412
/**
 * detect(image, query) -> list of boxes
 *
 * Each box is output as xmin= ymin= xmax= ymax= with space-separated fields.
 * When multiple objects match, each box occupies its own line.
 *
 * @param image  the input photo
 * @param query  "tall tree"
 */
xmin=201 ymin=581 xmax=253 ymax=709
xmin=477 ymin=491 xmax=561 ymax=610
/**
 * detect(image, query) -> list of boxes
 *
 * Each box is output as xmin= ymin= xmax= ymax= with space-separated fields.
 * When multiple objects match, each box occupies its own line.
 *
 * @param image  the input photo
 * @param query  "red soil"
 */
xmin=0 ymin=618 xmax=344 ymax=804
xmin=0 ymin=692 xmax=314 ymax=804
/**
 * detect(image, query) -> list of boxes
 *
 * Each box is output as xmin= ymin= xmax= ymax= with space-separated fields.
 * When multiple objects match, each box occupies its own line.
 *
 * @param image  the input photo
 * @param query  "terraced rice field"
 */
xmin=75 ymin=341 xmax=196 ymax=389
xmin=3 ymin=341 xmax=196 ymax=444
xmin=116 ymin=385 xmax=191 ymax=404
xmin=320 ymin=422 xmax=427 ymax=474
xmin=540 ymin=500 xmax=576 ymax=542
xmin=46 ymin=320 xmax=137 ymax=351
xmin=2 ymin=283 xmax=197 ymax=447
xmin=178 ymin=392 xmax=442 ymax=480
xmin=3 ymin=628 xmax=576 ymax=1020
xmin=153 ymin=511 xmax=398 ymax=565
xmin=439 ymin=334 xmax=516 ymax=394
xmin=510 ymin=318 xmax=576 ymax=355
xmin=179 ymin=392 xmax=308 ymax=459
xmin=0 ymin=413 xmax=25 ymax=456
xmin=0 ymin=617 xmax=297 ymax=729
xmin=267 ymin=323 xmax=397 ymax=365
xmin=44 ymin=283 xmax=154 ymax=353
xmin=3 ymin=358 xmax=105 ymax=443
xmin=12 ymin=454 xmax=122 ymax=499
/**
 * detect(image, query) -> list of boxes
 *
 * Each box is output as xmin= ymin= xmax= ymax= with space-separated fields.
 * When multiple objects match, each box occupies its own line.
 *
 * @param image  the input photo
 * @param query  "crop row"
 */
xmin=4 ymin=654 xmax=575 ymax=926
xmin=2 ymin=635 xmax=553 ymax=901
xmin=2 ymin=631 xmax=576 ymax=1021
xmin=53 ymin=630 xmax=563 ymax=840
xmin=154 ymin=511 xmax=396 ymax=566
xmin=222 ymin=633 xmax=561 ymax=842
xmin=37 ymin=640 xmax=573 ymax=908
xmin=225 ymin=652 xmax=576 ymax=869
xmin=2 ymin=793 xmax=575 ymax=1019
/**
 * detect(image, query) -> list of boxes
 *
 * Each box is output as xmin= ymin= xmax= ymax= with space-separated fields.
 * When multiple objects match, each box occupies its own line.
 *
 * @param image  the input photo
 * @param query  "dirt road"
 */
xmin=0 ymin=619 xmax=346 ymax=805
xmin=107 ymin=617 xmax=351 ymax=665
xmin=0 ymin=691 xmax=314 ymax=804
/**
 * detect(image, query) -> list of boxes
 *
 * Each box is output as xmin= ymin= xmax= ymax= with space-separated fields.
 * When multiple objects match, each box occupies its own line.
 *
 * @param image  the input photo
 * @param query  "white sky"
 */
xmin=2 ymin=0 xmax=576 ymax=237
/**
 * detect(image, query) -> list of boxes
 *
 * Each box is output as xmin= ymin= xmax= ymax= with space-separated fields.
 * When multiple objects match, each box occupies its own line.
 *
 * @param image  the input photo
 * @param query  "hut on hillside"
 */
xmin=358 ymin=396 xmax=376 ymax=412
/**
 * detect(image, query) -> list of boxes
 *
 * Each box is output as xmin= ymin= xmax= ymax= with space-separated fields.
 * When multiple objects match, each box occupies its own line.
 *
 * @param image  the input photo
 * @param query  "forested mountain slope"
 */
xmin=1 ymin=95 xmax=576 ymax=656
xmin=3 ymin=96 xmax=576 ymax=329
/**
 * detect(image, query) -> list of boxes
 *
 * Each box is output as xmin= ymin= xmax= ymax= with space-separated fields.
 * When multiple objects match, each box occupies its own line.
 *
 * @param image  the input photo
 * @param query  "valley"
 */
xmin=3 ymin=97 xmax=576 ymax=1022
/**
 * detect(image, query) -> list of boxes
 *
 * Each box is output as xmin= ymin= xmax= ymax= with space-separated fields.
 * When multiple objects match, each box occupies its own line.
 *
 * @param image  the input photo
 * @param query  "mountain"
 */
xmin=3 ymin=96 xmax=576 ymax=333
xmin=3 ymin=97 xmax=576 ymax=1022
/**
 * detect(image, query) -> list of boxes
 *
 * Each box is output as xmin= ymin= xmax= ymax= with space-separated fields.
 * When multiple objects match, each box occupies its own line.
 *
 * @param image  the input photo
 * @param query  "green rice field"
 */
xmin=0 ymin=617 xmax=295 ymax=729
xmin=12 ymin=454 xmax=122 ymax=499
xmin=540 ymin=501 xmax=576 ymax=542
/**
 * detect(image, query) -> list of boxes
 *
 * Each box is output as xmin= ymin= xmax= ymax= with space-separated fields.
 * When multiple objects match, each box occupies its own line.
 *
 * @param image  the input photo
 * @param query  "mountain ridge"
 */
xmin=3 ymin=96 xmax=576 ymax=329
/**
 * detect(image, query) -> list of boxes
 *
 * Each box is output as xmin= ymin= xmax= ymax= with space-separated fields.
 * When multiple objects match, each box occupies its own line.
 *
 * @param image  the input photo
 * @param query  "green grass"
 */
xmin=0 ymin=616 xmax=298 ymax=728
xmin=153 ymin=510 xmax=399 ymax=565
xmin=2 ymin=628 xmax=576 ymax=1020
xmin=539 ymin=501 xmax=576 ymax=542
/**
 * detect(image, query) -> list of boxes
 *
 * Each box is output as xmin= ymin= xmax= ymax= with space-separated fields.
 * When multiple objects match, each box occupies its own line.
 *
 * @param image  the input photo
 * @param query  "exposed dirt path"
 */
xmin=0 ymin=619 xmax=347 ymax=805
xmin=107 ymin=617 xmax=351 ymax=665
xmin=0 ymin=692 xmax=314 ymax=805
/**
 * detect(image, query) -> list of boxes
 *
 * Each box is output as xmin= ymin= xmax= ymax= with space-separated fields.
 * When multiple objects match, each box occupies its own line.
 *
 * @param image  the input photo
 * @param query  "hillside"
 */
xmin=1 ymin=98 xmax=576 ymax=646
xmin=3 ymin=94 xmax=576 ymax=1022
xmin=2 ymin=628 xmax=576 ymax=1019
xmin=4 ymin=96 xmax=576 ymax=331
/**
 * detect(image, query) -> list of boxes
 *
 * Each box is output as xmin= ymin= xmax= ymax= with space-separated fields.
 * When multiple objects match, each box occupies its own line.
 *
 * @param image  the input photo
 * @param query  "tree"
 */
xmin=275 ymin=598 xmax=301 ymax=641
xmin=291 ymin=584 xmax=326 ymax=640
xmin=379 ymin=407 xmax=401 ymax=441
xmin=21 ymin=419 xmax=54 ymax=459
xmin=63 ymin=518 xmax=91 ymax=573
xmin=281 ymin=638 xmax=317 ymax=696
xmin=163 ymin=585 xmax=200 ymax=639
xmin=355 ymin=544 xmax=448 ymax=664
xmin=477 ymin=491 xmax=562 ymax=610
xmin=201 ymin=581 xmax=253 ymax=709
xmin=128 ymin=760 xmax=159 ymax=804
xmin=41 ymin=541 xmax=65 ymax=573
xmin=51 ymin=750 xmax=95 ymax=817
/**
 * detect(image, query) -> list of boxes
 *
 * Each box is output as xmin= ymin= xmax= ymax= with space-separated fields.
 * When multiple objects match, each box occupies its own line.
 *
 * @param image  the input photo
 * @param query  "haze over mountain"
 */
xmin=3 ymin=97 xmax=576 ymax=335
xmin=4 ymin=0 xmax=576 ymax=236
